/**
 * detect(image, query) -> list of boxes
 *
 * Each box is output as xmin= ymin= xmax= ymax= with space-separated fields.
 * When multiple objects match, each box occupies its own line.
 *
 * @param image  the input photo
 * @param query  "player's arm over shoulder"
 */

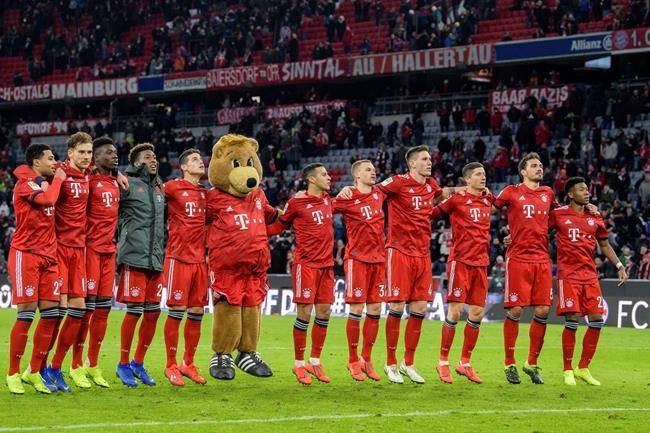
xmin=375 ymin=175 xmax=402 ymax=196
xmin=493 ymin=184 xmax=513 ymax=210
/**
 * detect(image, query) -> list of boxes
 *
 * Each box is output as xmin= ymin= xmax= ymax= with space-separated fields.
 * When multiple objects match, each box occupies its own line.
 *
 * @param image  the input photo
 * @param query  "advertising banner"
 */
xmin=263 ymin=100 xmax=347 ymax=121
xmin=15 ymin=118 xmax=109 ymax=136
xmin=0 ymin=77 xmax=138 ymax=103
xmin=495 ymin=32 xmax=611 ymax=62
xmin=489 ymin=85 xmax=572 ymax=112
xmin=216 ymin=106 xmax=258 ymax=125
xmin=164 ymin=74 xmax=207 ymax=92
xmin=611 ymin=27 xmax=650 ymax=54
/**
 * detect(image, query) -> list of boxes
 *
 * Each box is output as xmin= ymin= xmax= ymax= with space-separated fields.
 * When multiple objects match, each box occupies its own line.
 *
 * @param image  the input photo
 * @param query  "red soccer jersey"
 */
xmin=550 ymin=206 xmax=608 ymax=283
xmin=376 ymin=174 xmax=442 ymax=257
xmin=10 ymin=165 xmax=63 ymax=260
xmin=55 ymin=160 xmax=90 ymax=248
xmin=332 ymin=186 xmax=386 ymax=263
xmin=280 ymin=191 xmax=334 ymax=268
xmin=206 ymin=188 xmax=278 ymax=272
xmin=86 ymin=173 xmax=120 ymax=253
xmin=433 ymin=191 xmax=494 ymax=267
xmin=494 ymin=183 xmax=556 ymax=263
xmin=163 ymin=178 xmax=207 ymax=264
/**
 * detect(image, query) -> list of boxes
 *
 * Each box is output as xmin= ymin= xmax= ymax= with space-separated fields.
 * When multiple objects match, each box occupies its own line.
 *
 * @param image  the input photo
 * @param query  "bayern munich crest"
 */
xmin=303 ymin=289 xmax=311 ymax=298
xmin=87 ymin=280 xmax=96 ymax=291
xmin=255 ymin=198 xmax=262 ymax=210
xmin=392 ymin=288 xmax=399 ymax=296
xmin=588 ymin=219 xmax=595 ymax=226
xmin=541 ymin=194 xmax=548 ymax=202
xmin=373 ymin=193 xmax=378 ymax=200
xmin=354 ymin=289 xmax=362 ymax=298
xmin=509 ymin=294 xmax=518 ymax=302
xmin=453 ymin=288 xmax=462 ymax=298
xmin=566 ymin=299 xmax=574 ymax=308
xmin=173 ymin=292 xmax=182 ymax=301
xmin=25 ymin=286 xmax=35 ymax=297
xmin=130 ymin=288 xmax=140 ymax=297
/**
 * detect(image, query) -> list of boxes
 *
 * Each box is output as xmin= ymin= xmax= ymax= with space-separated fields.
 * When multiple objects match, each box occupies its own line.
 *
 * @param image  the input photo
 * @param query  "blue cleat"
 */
xmin=130 ymin=361 xmax=156 ymax=386
xmin=116 ymin=363 xmax=137 ymax=387
xmin=39 ymin=369 xmax=58 ymax=393
xmin=46 ymin=366 xmax=71 ymax=393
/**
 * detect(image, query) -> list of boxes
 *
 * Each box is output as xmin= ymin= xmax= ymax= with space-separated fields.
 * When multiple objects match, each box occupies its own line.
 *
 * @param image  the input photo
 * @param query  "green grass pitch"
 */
xmin=0 ymin=309 xmax=648 ymax=433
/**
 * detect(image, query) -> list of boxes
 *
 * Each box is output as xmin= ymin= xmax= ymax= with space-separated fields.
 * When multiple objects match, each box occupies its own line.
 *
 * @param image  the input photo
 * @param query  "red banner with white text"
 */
xmin=489 ymin=85 xmax=572 ymax=113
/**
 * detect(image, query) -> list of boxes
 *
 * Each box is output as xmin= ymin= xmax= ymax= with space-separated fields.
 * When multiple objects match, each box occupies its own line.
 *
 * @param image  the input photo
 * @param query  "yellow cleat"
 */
xmin=69 ymin=367 xmax=92 ymax=389
xmin=85 ymin=366 xmax=110 ymax=388
xmin=574 ymin=368 xmax=601 ymax=386
xmin=20 ymin=371 xmax=51 ymax=394
xmin=7 ymin=373 xmax=25 ymax=394
xmin=563 ymin=370 xmax=576 ymax=386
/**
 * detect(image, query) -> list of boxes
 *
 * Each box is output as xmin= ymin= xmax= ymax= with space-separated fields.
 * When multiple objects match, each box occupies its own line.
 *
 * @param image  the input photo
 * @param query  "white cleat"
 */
xmin=384 ymin=364 xmax=404 ymax=384
xmin=399 ymin=362 xmax=425 ymax=384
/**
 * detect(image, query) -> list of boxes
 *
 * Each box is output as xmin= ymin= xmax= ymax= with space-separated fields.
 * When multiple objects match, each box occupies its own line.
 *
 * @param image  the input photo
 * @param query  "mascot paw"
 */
xmin=235 ymin=352 xmax=273 ymax=377
xmin=209 ymin=353 xmax=236 ymax=380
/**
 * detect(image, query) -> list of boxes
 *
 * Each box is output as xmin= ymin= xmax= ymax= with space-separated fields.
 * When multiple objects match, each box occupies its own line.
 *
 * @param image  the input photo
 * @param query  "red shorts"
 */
xmin=165 ymin=258 xmax=208 ymax=308
xmin=504 ymin=259 xmax=552 ymax=308
xmin=386 ymin=248 xmax=433 ymax=303
xmin=8 ymin=248 xmax=60 ymax=304
xmin=446 ymin=260 xmax=488 ymax=307
xmin=211 ymin=268 xmax=267 ymax=307
xmin=291 ymin=263 xmax=334 ymax=305
xmin=116 ymin=265 xmax=163 ymax=304
xmin=344 ymin=259 xmax=387 ymax=304
xmin=86 ymin=248 xmax=116 ymax=298
xmin=556 ymin=279 xmax=604 ymax=316
xmin=57 ymin=245 xmax=86 ymax=298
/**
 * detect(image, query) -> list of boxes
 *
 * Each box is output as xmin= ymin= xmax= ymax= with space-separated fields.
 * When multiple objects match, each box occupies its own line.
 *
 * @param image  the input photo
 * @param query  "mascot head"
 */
xmin=208 ymin=133 xmax=263 ymax=197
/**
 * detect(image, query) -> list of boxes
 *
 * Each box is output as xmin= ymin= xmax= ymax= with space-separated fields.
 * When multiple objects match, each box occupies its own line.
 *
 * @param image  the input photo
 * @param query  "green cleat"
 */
xmin=7 ymin=373 xmax=25 ymax=394
xmin=574 ymin=368 xmax=601 ymax=386
xmin=85 ymin=366 xmax=110 ymax=388
xmin=563 ymin=370 xmax=576 ymax=386
xmin=20 ymin=371 xmax=51 ymax=394
xmin=69 ymin=367 xmax=92 ymax=389
xmin=523 ymin=361 xmax=544 ymax=384
xmin=504 ymin=365 xmax=521 ymax=384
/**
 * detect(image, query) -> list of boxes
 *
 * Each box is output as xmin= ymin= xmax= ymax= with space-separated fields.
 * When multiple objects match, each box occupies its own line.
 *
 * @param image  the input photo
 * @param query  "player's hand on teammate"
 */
xmin=503 ymin=234 xmax=512 ymax=248
xmin=617 ymin=267 xmax=629 ymax=286
xmin=117 ymin=171 xmax=130 ymax=190
xmin=585 ymin=203 xmax=599 ymax=216
xmin=337 ymin=186 xmax=354 ymax=199
xmin=54 ymin=167 xmax=66 ymax=181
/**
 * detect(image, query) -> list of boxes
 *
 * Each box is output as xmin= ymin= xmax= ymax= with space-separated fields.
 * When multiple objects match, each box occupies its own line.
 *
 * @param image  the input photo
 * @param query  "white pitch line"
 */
xmin=1 ymin=407 xmax=648 ymax=432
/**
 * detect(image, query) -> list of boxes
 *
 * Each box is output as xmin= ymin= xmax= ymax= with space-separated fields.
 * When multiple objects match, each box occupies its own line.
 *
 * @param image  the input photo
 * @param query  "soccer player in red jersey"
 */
xmin=432 ymin=162 xmax=493 ymax=384
xmin=550 ymin=177 xmax=627 ymax=386
xmin=332 ymin=160 xmax=386 ymax=382
xmin=280 ymin=163 xmax=335 ymax=385
xmin=162 ymin=149 xmax=208 ymax=386
xmin=6 ymin=144 xmax=66 ymax=394
xmin=45 ymin=132 xmax=94 ymax=392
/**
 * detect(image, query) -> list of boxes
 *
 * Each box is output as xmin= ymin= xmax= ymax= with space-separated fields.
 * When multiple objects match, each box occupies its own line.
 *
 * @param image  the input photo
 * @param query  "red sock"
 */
xmin=71 ymin=308 xmax=92 ymax=369
xmin=404 ymin=312 xmax=424 ymax=366
xmin=164 ymin=311 xmax=183 ymax=368
xmin=51 ymin=308 xmax=85 ymax=369
xmin=360 ymin=313 xmax=380 ymax=362
xmin=120 ymin=306 xmax=143 ymax=365
xmin=87 ymin=307 xmax=110 ymax=367
xmin=8 ymin=312 xmax=34 ymax=375
xmin=562 ymin=320 xmax=578 ymax=370
xmin=503 ymin=313 xmax=519 ymax=366
xmin=293 ymin=318 xmax=309 ymax=361
xmin=29 ymin=308 xmax=59 ymax=373
xmin=310 ymin=318 xmax=329 ymax=359
xmin=183 ymin=312 xmax=203 ymax=366
xmin=385 ymin=309 xmax=402 ymax=366
xmin=440 ymin=318 xmax=457 ymax=362
xmin=40 ymin=310 xmax=64 ymax=371
xmin=579 ymin=321 xmax=603 ymax=369
xmin=460 ymin=319 xmax=481 ymax=364
xmin=527 ymin=315 xmax=547 ymax=366
xmin=133 ymin=308 xmax=160 ymax=364
xmin=346 ymin=313 xmax=362 ymax=363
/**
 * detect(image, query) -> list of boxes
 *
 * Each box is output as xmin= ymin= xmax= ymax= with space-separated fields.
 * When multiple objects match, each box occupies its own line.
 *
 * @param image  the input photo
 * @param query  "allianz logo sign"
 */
xmin=570 ymin=34 xmax=612 ymax=52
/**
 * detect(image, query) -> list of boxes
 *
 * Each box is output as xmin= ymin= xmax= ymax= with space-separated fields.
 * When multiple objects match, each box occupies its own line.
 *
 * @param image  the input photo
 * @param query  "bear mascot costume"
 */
xmin=206 ymin=133 xmax=284 ymax=380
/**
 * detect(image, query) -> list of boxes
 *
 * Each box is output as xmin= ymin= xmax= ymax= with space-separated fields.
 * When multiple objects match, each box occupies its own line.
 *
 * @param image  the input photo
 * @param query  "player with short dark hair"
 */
xmin=550 ymin=177 xmax=627 ymax=386
xmin=6 ymin=145 xmax=65 ymax=394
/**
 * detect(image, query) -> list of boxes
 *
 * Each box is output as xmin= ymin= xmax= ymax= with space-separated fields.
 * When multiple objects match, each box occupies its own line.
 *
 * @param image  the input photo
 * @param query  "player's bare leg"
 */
xmin=574 ymin=313 xmax=603 ymax=386
xmin=399 ymin=300 xmax=425 ymax=384
xmin=455 ymin=305 xmax=484 ymax=384
xmin=346 ymin=303 xmax=365 ymax=381
xmin=384 ymin=301 xmax=404 ymax=383
xmin=359 ymin=302 xmax=381 ymax=381
xmin=523 ymin=305 xmax=549 ymax=385
xmin=304 ymin=303 xmax=331 ymax=383
xmin=292 ymin=304 xmax=313 ymax=385
xmin=503 ymin=305 xmax=522 ymax=384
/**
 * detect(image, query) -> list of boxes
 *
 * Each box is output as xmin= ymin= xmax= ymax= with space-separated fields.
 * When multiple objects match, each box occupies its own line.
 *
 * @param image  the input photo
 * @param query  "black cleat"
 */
xmin=209 ymin=353 xmax=235 ymax=380
xmin=504 ymin=365 xmax=521 ymax=384
xmin=235 ymin=352 xmax=273 ymax=377
xmin=523 ymin=362 xmax=544 ymax=384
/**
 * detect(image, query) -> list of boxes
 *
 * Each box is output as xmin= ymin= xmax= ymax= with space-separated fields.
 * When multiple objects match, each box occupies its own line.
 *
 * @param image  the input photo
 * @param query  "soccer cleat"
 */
xmin=574 ymin=368 xmax=601 ymax=386
xmin=235 ymin=352 xmax=273 ymax=377
xmin=116 ymin=363 xmax=137 ymax=387
xmin=436 ymin=363 xmax=454 ymax=384
xmin=399 ymin=362 xmax=425 ymax=384
xmin=6 ymin=373 xmax=25 ymax=394
xmin=164 ymin=364 xmax=185 ymax=387
xmin=523 ymin=361 xmax=544 ymax=384
xmin=40 ymin=369 xmax=58 ymax=393
xmin=359 ymin=357 xmax=380 ymax=381
xmin=347 ymin=361 xmax=365 ymax=381
xmin=305 ymin=362 xmax=331 ymax=383
xmin=292 ymin=365 xmax=312 ymax=385
xmin=45 ymin=366 xmax=71 ymax=392
xmin=20 ymin=371 xmax=51 ymax=394
xmin=69 ymin=366 xmax=92 ymax=389
xmin=130 ymin=361 xmax=156 ymax=386
xmin=455 ymin=363 xmax=483 ymax=384
xmin=504 ymin=365 xmax=521 ymax=384
xmin=563 ymin=370 xmax=577 ymax=386
xmin=209 ymin=353 xmax=236 ymax=380
xmin=384 ymin=364 xmax=404 ymax=384
xmin=179 ymin=362 xmax=207 ymax=385
xmin=85 ymin=366 xmax=110 ymax=388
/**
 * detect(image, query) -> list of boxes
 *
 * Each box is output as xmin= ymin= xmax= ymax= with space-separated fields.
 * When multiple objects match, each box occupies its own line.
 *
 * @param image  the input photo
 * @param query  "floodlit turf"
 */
xmin=0 ymin=309 xmax=648 ymax=433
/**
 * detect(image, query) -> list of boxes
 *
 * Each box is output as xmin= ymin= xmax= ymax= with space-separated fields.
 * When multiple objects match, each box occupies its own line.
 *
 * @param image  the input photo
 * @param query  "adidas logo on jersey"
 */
xmin=354 ymin=199 xmax=360 ymax=204
xmin=97 ymin=182 xmax=103 ymax=187
xmin=182 ymin=191 xmax=189 ymax=197
xmin=519 ymin=196 xmax=526 ymax=201
xmin=226 ymin=206 xmax=233 ymax=212
xmin=409 ymin=188 xmax=415 ymax=193
xmin=466 ymin=199 xmax=473 ymax=204
xmin=565 ymin=219 xmax=573 ymax=225
xmin=306 ymin=204 xmax=313 ymax=209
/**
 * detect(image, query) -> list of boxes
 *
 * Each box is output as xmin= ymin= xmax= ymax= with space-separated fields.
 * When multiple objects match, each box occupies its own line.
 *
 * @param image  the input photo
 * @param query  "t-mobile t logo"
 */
xmin=412 ymin=196 xmax=422 ymax=210
xmin=469 ymin=208 xmax=481 ymax=222
xmin=523 ymin=204 xmax=535 ymax=218
xmin=568 ymin=228 xmax=581 ymax=242
xmin=101 ymin=191 xmax=114 ymax=208
xmin=185 ymin=201 xmax=197 ymax=217
xmin=70 ymin=182 xmax=82 ymax=198
xmin=234 ymin=213 xmax=250 ymax=230
xmin=312 ymin=210 xmax=324 ymax=225
xmin=360 ymin=205 xmax=373 ymax=220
